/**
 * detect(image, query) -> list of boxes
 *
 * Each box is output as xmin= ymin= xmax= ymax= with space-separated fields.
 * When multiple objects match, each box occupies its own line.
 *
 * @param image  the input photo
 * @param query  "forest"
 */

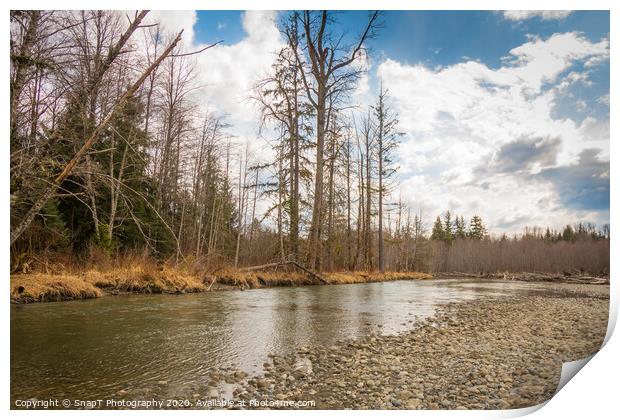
xmin=10 ymin=10 xmax=610 ymax=279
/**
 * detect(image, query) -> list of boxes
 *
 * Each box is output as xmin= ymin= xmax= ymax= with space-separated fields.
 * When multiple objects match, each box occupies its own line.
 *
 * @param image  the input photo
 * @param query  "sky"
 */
xmin=149 ymin=10 xmax=610 ymax=234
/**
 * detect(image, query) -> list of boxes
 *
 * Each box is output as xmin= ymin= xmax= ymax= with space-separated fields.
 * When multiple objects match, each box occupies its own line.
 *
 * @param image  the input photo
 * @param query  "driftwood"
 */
xmin=239 ymin=261 xmax=329 ymax=284
xmin=205 ymin=275 xmax=218 ymax=291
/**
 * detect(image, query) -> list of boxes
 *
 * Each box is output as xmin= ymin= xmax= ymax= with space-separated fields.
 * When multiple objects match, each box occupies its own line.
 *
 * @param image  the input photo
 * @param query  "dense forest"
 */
xmin=10 ymin=10 xmax=610 ymax=275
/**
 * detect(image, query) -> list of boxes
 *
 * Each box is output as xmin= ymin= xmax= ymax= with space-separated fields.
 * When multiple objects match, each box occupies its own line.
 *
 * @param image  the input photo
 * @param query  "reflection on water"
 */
xmin=11 ymin=279 xmax=543 ymax=401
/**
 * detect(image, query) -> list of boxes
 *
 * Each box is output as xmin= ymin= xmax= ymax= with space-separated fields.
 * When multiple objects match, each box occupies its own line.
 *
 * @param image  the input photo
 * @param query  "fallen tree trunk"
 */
xmin=240 ymin=260 xmax=329 ymax=284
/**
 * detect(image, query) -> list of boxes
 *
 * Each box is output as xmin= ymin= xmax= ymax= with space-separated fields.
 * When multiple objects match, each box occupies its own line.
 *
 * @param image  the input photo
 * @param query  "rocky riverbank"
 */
xmin=200 ymin=283 xmax=609 ymax=409
xmin=436 ymin=271 xmax=609 ymax=285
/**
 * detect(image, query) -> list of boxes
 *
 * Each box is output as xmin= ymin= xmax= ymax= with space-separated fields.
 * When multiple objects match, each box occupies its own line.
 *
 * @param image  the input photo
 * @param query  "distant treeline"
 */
xmin=427 ymin=236 xmax=609 ymax=275
xmin=224 ymin=212 xmax=609 ymax=275
xmin=401 ymin=212 xmax=610 ymax=275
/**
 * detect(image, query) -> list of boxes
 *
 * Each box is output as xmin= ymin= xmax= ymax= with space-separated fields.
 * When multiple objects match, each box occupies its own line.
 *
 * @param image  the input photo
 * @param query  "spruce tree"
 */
xmin=431 ymin=216 xmax=444 ymax=240
xmin=443 ymin=211 xmax=453 ymax=243
xmin=562 ymin=225 xmax=576 ymax=242
xmin=455 ymin=215 xmax=466 ymax=239
xmin=469 ymin=215 xmax=486 ymax=240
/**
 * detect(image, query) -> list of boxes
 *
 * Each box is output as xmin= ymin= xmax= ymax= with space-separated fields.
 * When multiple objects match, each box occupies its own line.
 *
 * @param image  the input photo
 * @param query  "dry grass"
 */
xmin=11 ymin=261 xmax=209 ymax=303
xmin=83 ymin=265 xmax=208 ymax=294
xmin=10 ymin=258 xmax=433 ymax=304
xmin=325 ymin=271 xmax=432 ymax=284
xmin=11 ymin=274 xmax=102 ymax=303
xmin=215 ymin=268 xmax=312 ymax=289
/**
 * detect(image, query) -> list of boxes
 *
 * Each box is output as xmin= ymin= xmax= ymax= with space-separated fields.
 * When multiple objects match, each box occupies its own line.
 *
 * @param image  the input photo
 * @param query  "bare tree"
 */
xmin=293 ymin=10 xmax=381 ymax=270
xmin=373 ymin=85 xmax=400 ymax=272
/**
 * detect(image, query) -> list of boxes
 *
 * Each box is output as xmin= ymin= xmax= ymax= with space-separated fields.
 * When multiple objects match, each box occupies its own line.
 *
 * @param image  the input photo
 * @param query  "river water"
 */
xmin=11 ymin=279 xmax=543 ymax=403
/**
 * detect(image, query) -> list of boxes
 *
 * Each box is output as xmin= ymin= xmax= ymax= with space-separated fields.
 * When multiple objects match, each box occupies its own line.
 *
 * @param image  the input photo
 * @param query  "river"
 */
xmin=11 ymin=279 xmax=544 ymax=403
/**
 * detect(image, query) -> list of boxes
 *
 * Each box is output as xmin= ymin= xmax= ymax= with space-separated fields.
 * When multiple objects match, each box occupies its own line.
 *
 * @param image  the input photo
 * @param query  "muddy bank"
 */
xmin=199 ymin=283 xmax=609 ymax=409
xmin=10 ymin=269 xmax=432 ymax=303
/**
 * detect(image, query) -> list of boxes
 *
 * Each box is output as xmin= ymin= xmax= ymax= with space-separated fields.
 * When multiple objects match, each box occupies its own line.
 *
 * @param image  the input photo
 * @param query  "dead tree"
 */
xmin=293 ymin=10 xmax=381 ymax=270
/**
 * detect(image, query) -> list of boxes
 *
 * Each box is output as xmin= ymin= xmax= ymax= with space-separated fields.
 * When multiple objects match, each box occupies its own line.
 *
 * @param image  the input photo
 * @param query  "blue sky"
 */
xmin=195 ymin=10 xmax=609 ymax=123
xmin=166 ymin=10 xmax=610 ymax=233
xmin=195 ymin=10 xmax=609 ymax=65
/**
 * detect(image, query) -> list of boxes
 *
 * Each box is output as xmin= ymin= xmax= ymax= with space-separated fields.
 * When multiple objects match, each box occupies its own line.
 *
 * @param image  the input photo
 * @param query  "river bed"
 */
xmin=11 ymin=279 xmax=547 ymax=403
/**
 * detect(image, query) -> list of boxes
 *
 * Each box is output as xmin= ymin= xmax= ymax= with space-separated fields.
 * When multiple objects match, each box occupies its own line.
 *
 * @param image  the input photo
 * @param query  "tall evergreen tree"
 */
xmin=469 ymin=215 xmax=486 ymax=240
xmin=443 ymin=211 xmax=453 ymax=243
xmin=431 ymin=216 xmax=444 ymax=241
xmin=562 ymin=225 xmax=576 ymax=242
xmin=455 ymin=215 xmax=466 ymax=239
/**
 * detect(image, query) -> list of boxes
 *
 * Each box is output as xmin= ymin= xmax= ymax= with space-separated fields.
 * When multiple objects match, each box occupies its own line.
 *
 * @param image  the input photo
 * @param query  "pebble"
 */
xmin=195 ymin=284 xmax=609 ymax=410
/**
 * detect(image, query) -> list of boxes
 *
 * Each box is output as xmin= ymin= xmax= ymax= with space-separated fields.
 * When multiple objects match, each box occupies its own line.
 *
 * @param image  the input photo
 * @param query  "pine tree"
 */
xmin=562 ymin=225 xmax=576 ymax=242
xmin=455 ymin=215 xmax=466 ymax=239
xmin=431 ymin=216 xmax=444 ymax=240
xmin=443 ymin=211 xmax=453 ymax=243
xmin=469 ymin=215 xmax=486 ymax=240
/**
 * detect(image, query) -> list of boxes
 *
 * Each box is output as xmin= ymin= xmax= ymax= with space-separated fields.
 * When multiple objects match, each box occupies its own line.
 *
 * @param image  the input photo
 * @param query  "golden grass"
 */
xmin=11 ymin=274 xmax=102 ymax=303
xmin=215 ymin=268 xmax=311 ymax=289
xmin=324 ymin=271 xmax=433 ymax=284
xmin=11 ymin=260 xmax=433 ymax=304
xmin=83 ymin=265 xmax=207 ymax=293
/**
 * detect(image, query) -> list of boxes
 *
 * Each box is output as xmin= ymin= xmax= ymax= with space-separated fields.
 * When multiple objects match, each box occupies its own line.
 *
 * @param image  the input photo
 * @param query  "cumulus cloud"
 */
xmin=377 ymin=31 xmax=610 ymax=232
xmin=504 ymin=32 xmax=609 ymax=94
xmin=556 ymin=71 xmax=592 ymax=93
xmin=142 ymin=12 xmax=609 ymax=233
xmin=482 ymin=136 xmax=561 ymax=174
xmin=146 ymin=10 xmax=197 ymax=47
xmin=193 ymin=11 xmax=283 ymax=135
xmin=597 ymin=94 xmax=610 ymax=106
xmin=149 ymin=11 xmax=284 ymax=160
xmin=503 ymin=11 xmax=573 ymax=21
xmin=538 ymin=149 xmax=609 ymax=211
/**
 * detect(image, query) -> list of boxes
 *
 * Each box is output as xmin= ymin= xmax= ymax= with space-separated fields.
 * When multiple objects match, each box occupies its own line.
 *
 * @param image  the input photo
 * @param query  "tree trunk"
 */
xmin=365 ymin=123 xmax=373 ymax=271
xmin=378 ymin=105 xmax=385 ymax=272
xmin=10 ymin=11 xmax=41 ymax=142
xmin=306 ymin=88 xmax=326 ymax=270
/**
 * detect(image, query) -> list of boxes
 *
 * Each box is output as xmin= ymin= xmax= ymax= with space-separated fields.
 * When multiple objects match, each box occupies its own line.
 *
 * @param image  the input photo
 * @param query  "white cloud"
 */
xmin=140 ymin=12 xmax=609 ymax=233
xmin=143 ymin=11 xmax=283 ymax=161
xmin=579 ymin=117 xmax=610 ymax=144
xmin=575 ymin=99 xmax=587 ymax=111
xmin=556 ymin=71 xmax=592 ymax=93
xmin=503 ymin=32 xmax=609 ymax=94
xmin=147 ymin=10 xmax=197 ymax=47
xmin=503 ymin=11 xmax=573 ymax=21
xmin=182 ymin=11 xmax=284 ymax=162
xmin=378 ymin=31 xmax=609 ymax=232
xmin=196 ymin=11 xmax=282 ymax=127
xmin=597 ymin=94 xmax=610 ymax=106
